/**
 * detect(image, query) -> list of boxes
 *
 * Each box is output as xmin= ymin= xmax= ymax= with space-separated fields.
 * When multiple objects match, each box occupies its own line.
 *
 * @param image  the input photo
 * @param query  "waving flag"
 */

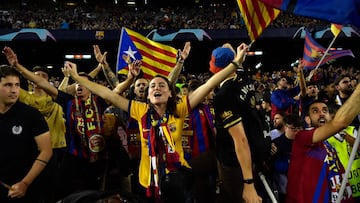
xmin=260 ymin=0 xmax=360 ymax=27
xmin=117 ymin=27 xmax=178 ymax=79
xmin=236 ymin=0 xmax=280 ymax=41
xmin=331 ymin=24 xmax=343 ymax=37
xmin=302 ymin=31 xmax=354 ymax=70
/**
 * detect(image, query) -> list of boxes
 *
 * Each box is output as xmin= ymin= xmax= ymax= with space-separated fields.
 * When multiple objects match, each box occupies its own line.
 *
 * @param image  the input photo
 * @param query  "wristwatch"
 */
xmin=243 ymin=178 xmax=254 ymax=184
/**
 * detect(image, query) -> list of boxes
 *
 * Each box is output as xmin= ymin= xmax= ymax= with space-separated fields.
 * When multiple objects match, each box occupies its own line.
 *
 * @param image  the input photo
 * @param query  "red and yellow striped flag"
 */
xmin=117 ymin=27 xmax=178 ymax=79
xmin=330 ymin=23 xmax=343 ymax=37
xmin=236 ymin=0 xmax=280 ymax=41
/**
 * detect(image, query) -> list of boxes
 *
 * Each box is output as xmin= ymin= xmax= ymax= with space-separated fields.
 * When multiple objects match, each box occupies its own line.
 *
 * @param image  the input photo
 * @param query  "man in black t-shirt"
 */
xmin=0 ymin=64 xmax=52 ymax=203
xmin=210 ymin=44 xmax=267 ymax=203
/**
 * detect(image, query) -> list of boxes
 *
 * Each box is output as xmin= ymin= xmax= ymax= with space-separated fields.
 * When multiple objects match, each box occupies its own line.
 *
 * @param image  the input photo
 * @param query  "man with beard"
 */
xmin=335 ymin=74 xmax=354 ymax=105
xmin=334 ymin=74 xmax=359 ymax=128
xmin=286 ymin=93 xmax=360 ymax=202
xmin=124 ymin=76 xmax=149 ymax=196
xmin=270 ymin=112 xmax=286 ymax=140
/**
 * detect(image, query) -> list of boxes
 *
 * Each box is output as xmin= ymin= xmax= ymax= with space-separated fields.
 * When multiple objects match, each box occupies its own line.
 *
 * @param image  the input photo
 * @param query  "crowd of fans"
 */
xmin=1 ymin=1 xmax=359 ymax=202
xmin=0 ymin=2 xmax=327 ymax=30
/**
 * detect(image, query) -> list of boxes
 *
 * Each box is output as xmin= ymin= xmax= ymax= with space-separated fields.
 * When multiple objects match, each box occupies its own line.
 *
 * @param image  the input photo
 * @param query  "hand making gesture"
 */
xmin=93 ymin=45 xmax=108 ymax=65
xmin=3 ymin=46 xmax=19 ymax=68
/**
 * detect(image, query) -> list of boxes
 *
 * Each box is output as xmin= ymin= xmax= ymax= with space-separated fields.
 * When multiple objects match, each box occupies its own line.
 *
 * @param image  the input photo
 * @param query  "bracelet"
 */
xmin=243 ymin=178 xmax=254 ymax=184
xmin=178 ymin=59 xmax=184 ymax=64
xmin=21 ymin=180 xmax=29 ymax=187
xmin=36 ymin=158 xmax=48 ymax=165
xmin=231 ymin=61 xmax=241 ymax=69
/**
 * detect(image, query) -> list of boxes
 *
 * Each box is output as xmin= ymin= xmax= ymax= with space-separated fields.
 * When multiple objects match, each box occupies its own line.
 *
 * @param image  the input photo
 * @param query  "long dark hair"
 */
xmin=148 ymin=75 xmax=179 ymax=118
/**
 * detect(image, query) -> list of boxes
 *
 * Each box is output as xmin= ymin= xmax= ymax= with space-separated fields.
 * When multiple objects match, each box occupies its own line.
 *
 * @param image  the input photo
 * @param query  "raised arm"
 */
xmin=66 ymin=61 xmax=130 ymax=112
xmin=93 ymin=45 xmax=120 ymax=89
xmin=168 ymin=41 xmax=191 ymax=84
xmin=296 ymin=61 xmax=307 ymax=97
xmin=188 ymin=43 xmax=248 ymax=109
xmin=90 ymin=45 xmax=106 ymax=78
xmin=2 ymin=46 xmax=59 ymax=100
xmin=58 ymin=65 xmax=76 ymax=95
xmin=88 ymin=62 xmax=103 ymax=79
xmin=112 ymin=60 xmax=141 ymax=95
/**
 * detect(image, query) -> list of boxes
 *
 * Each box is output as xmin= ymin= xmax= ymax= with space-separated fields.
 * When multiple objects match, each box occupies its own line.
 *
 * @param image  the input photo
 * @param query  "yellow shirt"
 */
xmin=19 ymin=89 xmax=67 ymax=148
xmin=328 ymin=126 xmax=360 ymax=197
xmin=130 ymin=96 xmax=190 ymax=188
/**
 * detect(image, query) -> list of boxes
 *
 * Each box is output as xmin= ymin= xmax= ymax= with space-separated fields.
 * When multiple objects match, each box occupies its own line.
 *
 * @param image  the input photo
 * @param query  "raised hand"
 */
xmin=2 ymin=46 xmax=19 ymax=67
xmin=178 ymin=41 xmax=191 ymax=61
xmin=61 ymin=63 xmax=71 ymax=77
xmin=129 ymin=60 xmax=141 ymax=77
xmin=93 ymin=45 xmax=108 ymax=65
xmin=234 ymin=43 xmax=249 ymax=65
xmin=294 ymin=59 xmax=304 ymax=73
xmin=64 ymin=61 xmax=79 ymax=78
xmin=122 ymin=54 xmax=132 ymax=64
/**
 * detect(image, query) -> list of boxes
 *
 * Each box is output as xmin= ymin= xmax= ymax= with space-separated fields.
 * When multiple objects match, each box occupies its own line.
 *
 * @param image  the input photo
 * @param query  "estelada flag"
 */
xmin=116 ymin=27 xmax=178 ymax=79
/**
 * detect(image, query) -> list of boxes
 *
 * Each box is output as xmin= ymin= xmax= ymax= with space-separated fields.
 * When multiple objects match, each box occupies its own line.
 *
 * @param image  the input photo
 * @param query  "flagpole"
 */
xmin=336 ymin=126 xmax=360 ymax=203
xmin=116 ymin=27 xmax=125 ymax=78
xmin=314 ymin=35 xmax=338 ymax=70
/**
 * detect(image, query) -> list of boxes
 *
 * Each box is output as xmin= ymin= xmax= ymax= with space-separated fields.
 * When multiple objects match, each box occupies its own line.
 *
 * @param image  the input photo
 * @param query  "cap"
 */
xmin=209 ymin=47 xmax=235 ymax=74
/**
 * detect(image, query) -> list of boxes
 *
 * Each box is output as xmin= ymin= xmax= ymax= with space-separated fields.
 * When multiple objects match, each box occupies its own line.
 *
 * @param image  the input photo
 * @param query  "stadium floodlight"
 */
xmin=246 ymin=51 xmax=263 ymax=56
xmin=65 ymin=54 xmax=74 ymax=59
xmin=64 ymin=54 xmax=91 ymax=60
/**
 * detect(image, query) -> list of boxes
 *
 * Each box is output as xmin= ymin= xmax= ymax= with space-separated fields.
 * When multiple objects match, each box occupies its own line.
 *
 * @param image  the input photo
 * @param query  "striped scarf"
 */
xmin=323 ymin=141 xmax=353 ymax=202
xmin=185 ymin=103 xmax=215 ymax=160
xmin=67 ymin=94 xmax=105 ymax=163
xmin=142 ymin=107 xmax=181 ymax=202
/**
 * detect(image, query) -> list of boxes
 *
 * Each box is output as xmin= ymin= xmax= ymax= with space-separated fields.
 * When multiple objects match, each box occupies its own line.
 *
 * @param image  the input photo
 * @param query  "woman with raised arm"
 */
xmin=66 ymin=43 xmax=249 ymax=203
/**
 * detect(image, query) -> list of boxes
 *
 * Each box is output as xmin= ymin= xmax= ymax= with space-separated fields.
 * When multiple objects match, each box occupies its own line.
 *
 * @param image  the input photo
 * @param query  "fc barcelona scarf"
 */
xmin=323 ymin=141 xmax=353 ymax=203
xmin=67 ymin=94 xmax=105 ymax=163
xmin=142 ymin=107 xmax=181 ymax=202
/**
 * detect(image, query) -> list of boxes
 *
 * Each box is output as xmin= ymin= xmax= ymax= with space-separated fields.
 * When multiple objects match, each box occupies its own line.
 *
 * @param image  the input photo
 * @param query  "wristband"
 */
xmin=243 ymin=178 xmax=254 ymax=184
xmin=231 ymin=61 xmax=242 ymax=69
xmin=36 ymin=158 xmax=48 ymax=165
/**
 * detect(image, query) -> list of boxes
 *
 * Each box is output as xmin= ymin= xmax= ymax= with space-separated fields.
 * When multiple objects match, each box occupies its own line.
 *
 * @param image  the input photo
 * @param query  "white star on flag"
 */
xmin=124 ymin=46 xmax=137 ymax=60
